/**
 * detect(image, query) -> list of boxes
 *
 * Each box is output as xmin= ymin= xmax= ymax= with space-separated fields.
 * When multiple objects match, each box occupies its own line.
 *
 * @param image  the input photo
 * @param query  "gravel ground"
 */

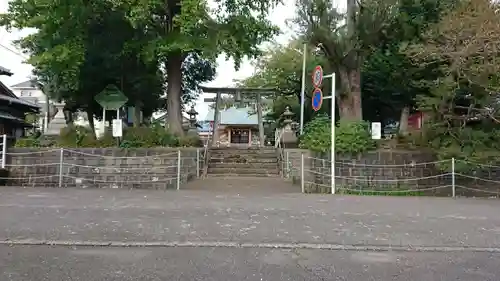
xmin=1 ymin=245 xmax=499 ymax=281
xmin=0 ymin=187 xmax=500 ymax=280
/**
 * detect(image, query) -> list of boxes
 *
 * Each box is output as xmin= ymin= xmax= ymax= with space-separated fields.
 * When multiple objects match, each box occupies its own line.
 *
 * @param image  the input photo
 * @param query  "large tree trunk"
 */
xmin=399 ymin=106 xmax=410 ymax=135
xmin=86 ymin=109 xmax=96 ymax=138
xmin=338 ymin=68 xmax=363 ymax=121
xmin=133 ymin=103 xmax=141 ymax=127
xmin=166 ymin=53 xmax=184 ymax=136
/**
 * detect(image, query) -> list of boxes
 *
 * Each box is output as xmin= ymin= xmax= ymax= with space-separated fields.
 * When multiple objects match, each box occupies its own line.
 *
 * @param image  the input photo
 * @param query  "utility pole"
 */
xmin=299 ymin=43 xmax=306 ymax=135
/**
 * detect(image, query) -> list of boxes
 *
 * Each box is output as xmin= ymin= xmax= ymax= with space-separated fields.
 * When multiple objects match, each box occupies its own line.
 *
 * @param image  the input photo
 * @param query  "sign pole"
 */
xmin=102 ymin=107 xmax=106 ymax=134
xmin=116 ymin=107 xmax=120 ymax=146
xmin=330 ymin=73 xmax=336 ymax=195
xmin=315 ymin=71 xmax=335 ymax=194
xmin=300 ymin=43 xmax=307 ymax=135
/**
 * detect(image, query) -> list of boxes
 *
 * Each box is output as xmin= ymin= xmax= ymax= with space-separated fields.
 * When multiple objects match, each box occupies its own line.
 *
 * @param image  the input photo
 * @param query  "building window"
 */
xmin=231 ymin=129 xmax=249 ymax=144
xmin=20 ymin=91 xmax=32 ymax=97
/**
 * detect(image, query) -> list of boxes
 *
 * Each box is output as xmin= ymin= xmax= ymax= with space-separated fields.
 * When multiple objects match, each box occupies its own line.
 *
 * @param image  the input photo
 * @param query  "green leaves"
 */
xmin=299 ymin=114 xmax=376 ymax=154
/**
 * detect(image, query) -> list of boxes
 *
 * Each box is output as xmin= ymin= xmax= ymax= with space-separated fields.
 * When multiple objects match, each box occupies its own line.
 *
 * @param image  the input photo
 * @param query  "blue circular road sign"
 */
xmin=312 ymin=88 xmax=323 ymax=111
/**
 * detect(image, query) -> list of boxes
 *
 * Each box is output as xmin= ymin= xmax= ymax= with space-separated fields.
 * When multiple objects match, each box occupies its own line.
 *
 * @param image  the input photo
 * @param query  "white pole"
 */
xmin=285 ymin=151 xmax=290 ymax=178
xmin=1 ymin=134 xmax=6 ymax=169
xmin=58 ymin=148 xmax=64 ymax=187
xmin=300 ymin=43 xmax=307 ymax=135
xmin=451 ymin=157 xmax=455 ymax=198
xmin=102 ymin=107 xmax=106 ymax=134
xmin=177 ymin=150 xmax=181 ymax=190
xmin=331 ymin=73 xmax=336 ymax=195
xmin=300 ymin=152 xmax=305 ymax=193
xmin=196 ymin=148 xmax=200 ymax=178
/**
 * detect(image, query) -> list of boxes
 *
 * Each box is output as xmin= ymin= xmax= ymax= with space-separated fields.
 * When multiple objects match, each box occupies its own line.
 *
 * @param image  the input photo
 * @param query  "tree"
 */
xmin=361 ymin=0 xmax=456 ymax=131
xmin=405 ymin=0 xmax=500 ymax=166
xmin=294 ymin=0 xmax=398 ymax=121
xmin=0 ymin=0 xmax=166 ymax=135
xmin=113 ymin=0 xmax=281 ymax=135
xmin=239 ymin=39 xmax=329 ymax=125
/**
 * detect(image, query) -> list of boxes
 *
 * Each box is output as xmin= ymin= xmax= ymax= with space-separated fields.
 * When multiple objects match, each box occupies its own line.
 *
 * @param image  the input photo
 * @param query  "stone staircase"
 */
xmin=205 ymin=147 xmax=280 ymax=177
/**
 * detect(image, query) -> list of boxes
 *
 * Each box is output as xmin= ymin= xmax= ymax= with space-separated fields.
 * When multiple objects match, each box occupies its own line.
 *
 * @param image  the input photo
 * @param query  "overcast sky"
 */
xmin=0 ymin=0 xmax=343 ymax=120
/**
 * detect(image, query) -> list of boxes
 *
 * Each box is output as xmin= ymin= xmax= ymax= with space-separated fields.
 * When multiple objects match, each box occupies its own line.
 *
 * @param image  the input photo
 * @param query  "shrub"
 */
xmin=57 ymin=126 xmax=96 ymax=147
xmin=299 ymin=114 xmax=331 ymax=153
xmin=15 ymin=124 xmax=201 ymax=148
xmin=14 ymin=137 xmax=41 ymax=148
xmin=120 ymin=125 xmax=178 ymax=148
xmin=299 ymin=114 xmax=376 ymax=155
xmin=176 ymin=135 xmax=202 ymax=147
xmin=335 ymin=120 xmax=376 ymax=155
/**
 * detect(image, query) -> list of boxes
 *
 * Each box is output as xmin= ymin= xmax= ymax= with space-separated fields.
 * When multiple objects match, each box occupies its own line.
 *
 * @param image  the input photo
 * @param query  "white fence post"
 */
xmin=196 ymin=148 xmax=200 ymax=178
xmin=285 ymin=151 xmax=290 ymax=178
xmin=300 ymin=152 xmax=305 ymax=193
xmin=451 ymin=157 xmax=456 ymax=198
xmin=58 ymin=148 xmax=64 ymax=187
xmin=1 ymin=134 xmax=6 ymax=169
xmin=177 ymin=150 xmax=181 ymax=190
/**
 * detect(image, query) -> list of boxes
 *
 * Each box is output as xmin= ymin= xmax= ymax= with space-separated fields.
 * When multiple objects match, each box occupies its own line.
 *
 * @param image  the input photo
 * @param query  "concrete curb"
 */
xmin=1 ymin=239 xmax=499 ymax=253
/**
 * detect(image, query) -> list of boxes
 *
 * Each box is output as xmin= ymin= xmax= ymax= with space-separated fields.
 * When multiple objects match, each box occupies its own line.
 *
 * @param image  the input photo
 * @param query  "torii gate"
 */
xmin=200 ymin=86 xmax=275 ymax=147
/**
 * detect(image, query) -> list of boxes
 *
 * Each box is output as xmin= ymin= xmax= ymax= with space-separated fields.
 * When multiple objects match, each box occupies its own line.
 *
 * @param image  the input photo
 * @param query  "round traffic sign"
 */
xmin=312 ymin=88 xmax=323 ymax=111
xmin=312 ymin=65 xmax=323 ymax=88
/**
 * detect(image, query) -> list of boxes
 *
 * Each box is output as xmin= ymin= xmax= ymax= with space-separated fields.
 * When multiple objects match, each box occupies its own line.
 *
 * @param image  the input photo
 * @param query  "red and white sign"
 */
xmin=312 ymin=65 xmax=323 ymax=88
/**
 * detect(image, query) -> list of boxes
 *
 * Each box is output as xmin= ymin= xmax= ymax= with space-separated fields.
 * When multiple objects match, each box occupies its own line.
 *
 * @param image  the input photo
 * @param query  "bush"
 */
xmin=299 ymin=115 xmax=331 ymax=153
xmin=57 ymin=126 xmax=97 ymax=147
xmin=335 ymin=120 xmax=377 ymax=155
xmin=299 ymin=114 xmax=376 ymax=155
xmin=14 ymin=137 xmax=41 ymax=148
xmin=14 ymin=124 xmax=202 ymax=148
xmin=120 ymin=125 xmax=178 ymax=148
xmin=176 ymin=135 xmax=202 ymax=147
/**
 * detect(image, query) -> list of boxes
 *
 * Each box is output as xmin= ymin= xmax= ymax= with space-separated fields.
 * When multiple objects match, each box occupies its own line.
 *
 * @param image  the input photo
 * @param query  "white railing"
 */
xmin=274 ymin=128 xmax=284 ymax=148
xmin=0 ymin=134 xmax=6 ymax=169
xmin=281 ymin=151 xmax=500 ymax=197
xmin=2 ymin=147 xmax=203 ymax=190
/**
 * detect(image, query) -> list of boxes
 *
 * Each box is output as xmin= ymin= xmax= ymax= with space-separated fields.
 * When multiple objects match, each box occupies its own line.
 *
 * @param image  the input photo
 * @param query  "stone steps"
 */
xmin=206 ymin=148 xmax=280 ymax=177
xmin=209 ymin=162 xmax=279 ymax=169
xmin=207 ymin=167 xmax=280 ymax=175
xmin=205 ymin=173 xmax=281 ymax=178
xmin=209 ymin=157 xmax=278 ymax=164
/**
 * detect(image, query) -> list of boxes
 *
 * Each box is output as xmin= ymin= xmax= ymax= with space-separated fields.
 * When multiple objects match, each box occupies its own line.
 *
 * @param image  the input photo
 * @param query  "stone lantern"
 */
xmin=186 ymin=105 xmax=199 ymax=136
xmin=281 ymin=106 xmax=294 ymax=129
xmin=279 ymin=106 xmax=298 ymax=147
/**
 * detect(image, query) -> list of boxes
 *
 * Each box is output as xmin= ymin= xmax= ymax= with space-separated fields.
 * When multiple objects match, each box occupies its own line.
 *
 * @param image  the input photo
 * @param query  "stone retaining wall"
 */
xmin=283 ymin=149 xmax=500 ymax=197
xmin=6 ymin=148 xmax=203 ymax=189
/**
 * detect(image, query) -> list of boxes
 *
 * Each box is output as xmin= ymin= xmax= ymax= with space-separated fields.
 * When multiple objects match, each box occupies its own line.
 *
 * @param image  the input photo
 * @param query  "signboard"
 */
xmin=312 ymin=65 xmax=324 ymax=88
xmin=371 ymin=122 xmax=382 ymax=140
xmin=312 ymin=88 xmax=323 ymax=111
xmin=112 ymin=119 xmax=123 ymax=137
xmin=95 ymin=84 xmax=128 ymax=110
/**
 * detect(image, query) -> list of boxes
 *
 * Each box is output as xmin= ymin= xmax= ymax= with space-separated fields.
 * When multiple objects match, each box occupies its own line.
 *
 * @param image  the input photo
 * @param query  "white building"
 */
xmin=10 ymin=80 xmax=50 ymax=131
xmin=10 ymin=80 xmax=101 ymax=135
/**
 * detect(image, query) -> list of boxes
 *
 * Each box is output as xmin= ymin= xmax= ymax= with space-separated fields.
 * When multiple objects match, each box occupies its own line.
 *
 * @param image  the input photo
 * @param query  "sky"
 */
xmin=0 ymin=0 xmax=298 ymax=120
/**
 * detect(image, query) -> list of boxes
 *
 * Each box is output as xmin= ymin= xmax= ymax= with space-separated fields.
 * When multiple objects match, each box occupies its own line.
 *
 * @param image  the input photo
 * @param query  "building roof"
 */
xmin=11 ymin=80 xmax=37 ymax=89
xmin=0 ymin=81 xmax=40 ymax=111
xmin=0 ymin=66 xmax=13 ymax=76
xmin=204 ymin=107 xmax=259 ymax=125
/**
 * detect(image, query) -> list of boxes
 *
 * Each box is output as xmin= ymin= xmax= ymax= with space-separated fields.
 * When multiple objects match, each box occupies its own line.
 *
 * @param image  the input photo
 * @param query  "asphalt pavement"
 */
xmin=0 ymin=187 xmax=499 ymax=280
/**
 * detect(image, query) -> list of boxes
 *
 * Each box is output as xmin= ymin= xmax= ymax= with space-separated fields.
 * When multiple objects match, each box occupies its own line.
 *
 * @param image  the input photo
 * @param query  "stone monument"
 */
xmin=44 ymin=102 xmax=67 ymax=136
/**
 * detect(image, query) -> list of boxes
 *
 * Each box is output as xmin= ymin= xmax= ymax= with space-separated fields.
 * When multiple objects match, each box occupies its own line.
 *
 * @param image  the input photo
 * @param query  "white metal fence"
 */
xmin=0 ymin=134 xmax=6 ymax=169
xmin=282 ymin=151 xmax=500 ymax=197
xmin=1 ymin=143 xmax=203 ymax=190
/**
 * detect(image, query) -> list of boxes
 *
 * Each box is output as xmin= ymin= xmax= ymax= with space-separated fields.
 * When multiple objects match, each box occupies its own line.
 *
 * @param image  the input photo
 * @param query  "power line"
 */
xmin=0 ymin=43 xmax=28 ymax=59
